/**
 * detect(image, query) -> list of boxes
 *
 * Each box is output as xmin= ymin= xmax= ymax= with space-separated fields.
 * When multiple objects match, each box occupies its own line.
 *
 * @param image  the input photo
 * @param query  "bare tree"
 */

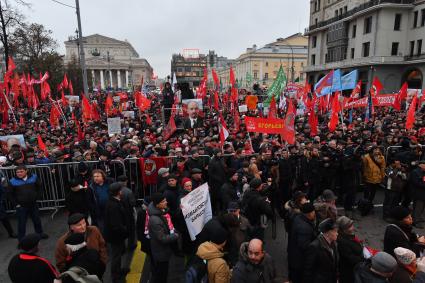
xmin=0 ymin=0 xmax=29 ymax=69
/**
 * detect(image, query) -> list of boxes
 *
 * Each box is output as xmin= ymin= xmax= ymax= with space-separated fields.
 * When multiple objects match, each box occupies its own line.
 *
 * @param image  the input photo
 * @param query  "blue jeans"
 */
xmin=16 ymin=205 xmax=43 ymax=241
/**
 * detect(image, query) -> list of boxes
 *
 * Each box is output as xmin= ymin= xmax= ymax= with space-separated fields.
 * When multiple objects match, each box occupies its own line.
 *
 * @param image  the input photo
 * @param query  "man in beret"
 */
xmin=8 ymin=233 xmax=58 ymax=283
xmin=55 ymin=213 xmax=107 ymax=273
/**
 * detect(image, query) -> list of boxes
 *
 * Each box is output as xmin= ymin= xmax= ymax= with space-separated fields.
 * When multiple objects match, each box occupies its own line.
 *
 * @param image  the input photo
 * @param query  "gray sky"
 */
xmin=21 ymin=0 xmax=309 ymax=78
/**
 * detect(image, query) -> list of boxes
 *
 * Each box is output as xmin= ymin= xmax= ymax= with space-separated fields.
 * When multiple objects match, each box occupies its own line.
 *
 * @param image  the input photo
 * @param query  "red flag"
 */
xmin=40 ymin=81 xmax=51 ymax=101
xmin=393 ymin=82 xmax=408 ymax=111
xmin=82 ymin=95 xmax=92 ymax=121
xmin=282 ymin=100 xmax=296 ymax=144
xmin=230 ymin=67 xmax=236 ymax=87
xmin=63 ymin=74 xmax=69 ymax=89
xmin=219 ymin=115 xmax=229 ymax=146
xmin=328 ymin=93 xmax=340 ymax=132
xmin=268 ymin=96 xmax=277 ymax=118
xmin=406 ymin=93 xmax=418 ymax=130
xmin=212 ymin=69 xmax=220 ymax=89
xmin=350 ymin=81 xmax=362 ymax=101
xmin=37 ymin=134 xmax=48 ymax=156
xmin=214 ymin=91 xmax=219 ymax=111
xmin=146 ymin=114 xmax=152 ymax=125
xmin=135 ymin=91 xmax=151 ymax=112
xmin=105 ymin=94 xmax=113 ymax=116
xmin=91 ymin=102 xmax=100 ymax=121
xmin=69 ymin=81 xmax=74 ymax=96
xmin=309 ymin=111 xmax=318 ymax=137
xmin=61 ymin=90 xmax=68 ymax=107
xmin=139 ymin=157 xmax=169 ymax=185
xmin=7 ymin=57 xmax=16 ymax=73
xmin=370 ymin=77 xmax=383 ymax=102
xmin=49 ymin=105 xmax=60 ymax=127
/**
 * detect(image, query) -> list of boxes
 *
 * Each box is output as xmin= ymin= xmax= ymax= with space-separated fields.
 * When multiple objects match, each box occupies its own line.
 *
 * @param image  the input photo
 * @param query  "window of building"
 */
xmin=315 ymin=18 xmax=318 ymax=26
xmin=312 ymin=36 xmax=317 ymax=48
xmin=362 ymin=42 xmax=370 ymax=57
xmin=311 ymin=54 xmax=316 ymax=65
xmin=418 ymin=39 xmax=423 ymax=55
xmin=351 ymin=48 xmax=355 ymax=59
xmin=314 ymin=1 xmax=317 ymax=12
xmin=335 ymin=10 xmax=338 ymax=17
xmin=414 ymin=11 xmax=418 ymax=28
xmin=410 ymin=41 xmax=415 ymax=56
xmin=364 ymin=16 xmax=372 ymax=34
xmin=264 ymin=73 xmax=269 ymax=80
xmin=422 ymin=9 xmax=425 ymax=26
xmin=340 ymin=8 xmax=343 ymax=16
xmin=352 ymin=24 xmax=357 ymax=38
xmin=253 ymin=72 xmax=258 ymax=79
xmin=265 ymin=62 xmax=269 ymax=67
xmin=391 ymin=42 xmax=399 ymax=56
xmin=394 ymin=14 xmax=402 ymax=31
xmin=318 ymin=0 xmax=321 ymax=10
xmin=344 ymin=6 xmax=347 ymax=14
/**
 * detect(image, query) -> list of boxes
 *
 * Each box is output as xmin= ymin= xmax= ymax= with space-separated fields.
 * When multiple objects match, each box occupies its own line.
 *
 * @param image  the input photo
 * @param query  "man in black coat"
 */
xmin=278 ymin=149 xmax=294 ymax=214
xmin=410 ymin=161 xmax=425 ymax=227
xmin=341 ymin=147 xmax=363 ymax=217
xmin=160 ymin=174 xmax=180 ymax=217
xmin=65 ymin=178 xmax=93 ymax=219
xmin=287 ymin=202 xmax=317 ymax=283
xmin=104 ymin=182 xmax=129 ymax=283
xmin=303 ymin=218 xmax=339 ymax=283
xmin=220 ymin=170 xmax=239 ymax=213
xmin=208 ymin=149 xmax=227 ymax=214
xmin=8 ymin=233 xmax=58 ymax=283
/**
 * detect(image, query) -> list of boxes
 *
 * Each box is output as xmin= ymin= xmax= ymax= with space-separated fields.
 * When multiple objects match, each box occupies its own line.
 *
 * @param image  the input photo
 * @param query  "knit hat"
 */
xmin=151 ymin=192 xmax=165 ymax=206
xmin=391 ymin=206 xmax=411 ymax=221
xmin=18 ymin=233 xmax=41 ymax=251
xmin=181 ymin=177 xmax=192 ymax=186
xmin=78 ymin=161 xmax=88 ymax=173
xmin=158 ymin=167 xmax=169 ymax=176
xmin=336 ymin=216 xmax=354 ymax=231
xmin=64 ymin=232 xmax=86 ymax=252
xmin=293 ymin=191 xmax=307 ymax=202
xmin=319 ymin=218 xmax=338 ymax=233
xmin=394 ymin=247 xmax=416 ymax=265
xmin=249 ymin=178 xmax=262 ymax=189
xmin=322 ymin=189 xmax=338 ymax=201
xmin=68 ymin=213 xmax=85 ymax=225
xmin=109 ymin=182 xmax=123 ymax=196
xmin=371 ymin=252 xmax=397 ymax=273
xmin=301 ymin=202 xmax=315 ymax=214
xmin=210 ymin=227 xmax=228 ymax=245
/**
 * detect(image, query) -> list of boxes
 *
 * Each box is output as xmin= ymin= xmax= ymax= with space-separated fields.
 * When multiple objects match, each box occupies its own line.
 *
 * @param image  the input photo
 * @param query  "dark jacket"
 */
xmin=183 ymin=118 xmax=204 ymax=129
xmin=64 ymin=186 xmax=93 ymax=216
xmin=64 ymin=247 xmax=105 ymax=280
xmin=354 ymin=260 xmax=389 ymax=283
xmin=7 ymin=174 xmax=41 ymax=207
xmin=390 ymin=263 xmax=415 ymax=283
xmin=231 ymin=242 xmax=277 ymax=283
xmin=409 ymin=167 xmax=425 ymax=201
xmin=287 ymin=214 xmax=317 ymax=269
xmin=384 ymin=223 xmax=422 ymax=257
xmin=103 ymin=197 xmax=128 ymax=244
xmin=161 ymin=184 xmax=180 ymax=216
xmin=208 ymin=157 xmax=227 ymax=193
xmin=148 ymin=202 xmax=179 ymax=262
xmin=220 ymin=181 xmax=238 ymax=212
xmin=8 ymin=253 xmax=58 ymax=283
xmin=337 ymin=233 xmax=364 ymax=283
xmin=241 ymin=189 xmax=273 ymax=227
xmin=162 ymin=88 xmax=174 ymax=106
xmin=303 ymin=234 xmax=339 ymax=283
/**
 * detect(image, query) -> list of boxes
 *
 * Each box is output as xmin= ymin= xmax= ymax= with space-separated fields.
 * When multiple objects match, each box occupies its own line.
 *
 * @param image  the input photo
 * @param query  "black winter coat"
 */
xmin=409 ymin=167 xmax=425 ymax=201
xmin=208 ymin=157 xmax=227 ymax=193
xmin=241 ymin=189 xmax=273 ymax=227
xmin=384 ymin=223 xmax=423 ymax=257
xmin=8 ymin=253 xmax=58 ymax=283
xmin=65 ymin=187 xmax=92 ymax=216
xmin=220 ymin=182 xmax=238 ymax=211
xmin=303 ymin=234 xmax=339 ymax=283
xmin=287 ymin=214 xmax=317 ymax=269
xmin=337 ymin=233 xmax=364 ymax=283
xmin=103 ymin=197 xmax=128 ymax=244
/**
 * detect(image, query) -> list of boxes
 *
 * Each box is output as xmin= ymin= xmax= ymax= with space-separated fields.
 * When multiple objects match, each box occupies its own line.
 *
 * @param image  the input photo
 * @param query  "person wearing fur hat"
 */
xmin=197 ymin=227 xmax=231 ymax=283
xmin=384 ymin=206 xmax=425 ymax=258
xmin=336 ymin=216 xmax=364 ymax=283
xmin=390 ymin=247 xmax=420 ymax=283
xmin=303 ymin=218 xmax=339 ymax=283
xmin=354 ymin=251 xmax=397 ymax=282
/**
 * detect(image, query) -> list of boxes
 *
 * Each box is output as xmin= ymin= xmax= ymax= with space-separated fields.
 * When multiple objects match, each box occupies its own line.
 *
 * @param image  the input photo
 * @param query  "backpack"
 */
xmin=357 ymin=198 xmax=373 ymax=216
xmin=59 ymin=266 xmax=102 ymax=283
xmin=185 ymin=255 xmax=208 ymax=283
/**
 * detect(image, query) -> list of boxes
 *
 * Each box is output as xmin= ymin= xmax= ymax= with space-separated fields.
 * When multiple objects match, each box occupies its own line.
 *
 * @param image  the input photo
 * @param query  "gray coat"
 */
xmin=147 ymin=202 xmax=179 ymax=262
xmin=231 ymin=242 xmax=277 ymax=283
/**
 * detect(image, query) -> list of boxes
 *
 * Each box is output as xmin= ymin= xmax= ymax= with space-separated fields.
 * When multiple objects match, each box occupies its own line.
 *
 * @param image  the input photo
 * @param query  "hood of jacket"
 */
xmin=197 ymin=241 xmax=224 ymax=261
xmin=148 ymin=202 xmax=165 ymax=217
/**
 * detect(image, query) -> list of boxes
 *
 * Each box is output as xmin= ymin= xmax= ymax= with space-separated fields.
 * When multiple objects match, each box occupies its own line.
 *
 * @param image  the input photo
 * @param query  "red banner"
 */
xmin=344 ymin=94 xmax=397 ymax=108
xmin=163 ymin=118 xmax=177 ymax=140
xmin=139 ymin=157 xmax=170 ymax=185
xmin=245 ymin=117 xmax=285 ymax=134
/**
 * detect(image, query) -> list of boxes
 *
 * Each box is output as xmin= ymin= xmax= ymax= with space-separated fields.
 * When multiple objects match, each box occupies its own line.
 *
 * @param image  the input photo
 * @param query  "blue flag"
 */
xmin=341 ymin=70 xmax=358 ymax=90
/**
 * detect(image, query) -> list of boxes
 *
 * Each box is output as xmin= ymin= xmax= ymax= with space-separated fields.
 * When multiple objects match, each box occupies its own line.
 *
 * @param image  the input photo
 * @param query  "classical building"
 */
xmin=64 ymin=34 xmax=153 ymax=90
xmin=171 ymin=49 xmax=207 ymax=87
xmin=217 ymin=33 xmax=309 ymax=88
xmin=304 ymin=0 xmax=425 ymax=94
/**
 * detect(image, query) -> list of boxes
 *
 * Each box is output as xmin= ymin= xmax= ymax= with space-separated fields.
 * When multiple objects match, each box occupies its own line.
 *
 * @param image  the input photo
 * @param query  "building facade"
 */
xmin=171 ymin=50 xmax=207 ymax=88
xmin=217 ymin=33 xmax=309 ymax=88
xmin=64 ymin=34 xmax=153 ymax=90
xmin=304 ymin=0 xmax=425 ymax=93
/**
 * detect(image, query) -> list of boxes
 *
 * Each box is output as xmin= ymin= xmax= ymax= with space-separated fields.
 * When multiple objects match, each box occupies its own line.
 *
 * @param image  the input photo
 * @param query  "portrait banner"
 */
xmin=180 ymin=183 xmax=213 ymax=241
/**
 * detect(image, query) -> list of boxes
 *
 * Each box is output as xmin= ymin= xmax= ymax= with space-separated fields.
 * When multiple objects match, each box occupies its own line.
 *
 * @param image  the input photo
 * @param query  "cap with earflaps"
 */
xmin=18 ymin=233 xmax=41 ymax=251
xmin=336 ymin=216 xmax=354 ymax=231
xmin=371 ymin=252 xmax=397 ymax=273
xmin=319 ymin=218 xmax=338 ymax=233
xmin=68 ymin=213 xmax=86 ymax=225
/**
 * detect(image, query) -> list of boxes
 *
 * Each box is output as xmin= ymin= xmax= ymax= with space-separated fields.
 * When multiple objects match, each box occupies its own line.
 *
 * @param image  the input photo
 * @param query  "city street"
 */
xmin=0 ymin=189 xmax=413 ymax=283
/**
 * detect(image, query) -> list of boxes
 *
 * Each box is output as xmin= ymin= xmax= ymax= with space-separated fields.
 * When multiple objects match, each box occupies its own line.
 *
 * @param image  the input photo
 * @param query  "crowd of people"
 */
xmin=1 ymin=80 xmax=425 ymax=283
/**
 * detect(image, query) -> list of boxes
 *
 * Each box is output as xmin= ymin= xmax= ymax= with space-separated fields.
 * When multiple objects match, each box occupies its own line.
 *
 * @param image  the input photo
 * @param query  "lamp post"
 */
xmin=75 ymin=0 xmax=89 ymax=96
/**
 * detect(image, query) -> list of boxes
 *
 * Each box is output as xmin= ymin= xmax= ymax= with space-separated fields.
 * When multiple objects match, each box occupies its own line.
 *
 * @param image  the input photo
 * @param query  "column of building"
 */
xmin=86 ymin=68 xmax=131 ymax=90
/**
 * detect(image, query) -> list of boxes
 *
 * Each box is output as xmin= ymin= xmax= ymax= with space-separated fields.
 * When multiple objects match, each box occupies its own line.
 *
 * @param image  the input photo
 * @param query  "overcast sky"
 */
xmin=21 ymin=0 xmax=309 ymax=78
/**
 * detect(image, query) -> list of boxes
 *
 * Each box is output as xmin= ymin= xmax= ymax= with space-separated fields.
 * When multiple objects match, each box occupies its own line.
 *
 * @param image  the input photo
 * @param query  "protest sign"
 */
xmin=64 ymin=95 xmax=79 ymax=104
xmin=0 ymin=135 xmax=26 ymax=152
xmin=238 ymin=104 xmax=248 ymax=113
xmin=180 ymin=183 xmax=213 ymax=241
xmin=245 ymin=117 xmax=285 ymax=134
xmin=107 ymin=117 xmax=121 ymax=135
xmin=344 ymin=94 xmax=397 ymax=108
xmin=122 ymin=111 xmax=135 ymax=119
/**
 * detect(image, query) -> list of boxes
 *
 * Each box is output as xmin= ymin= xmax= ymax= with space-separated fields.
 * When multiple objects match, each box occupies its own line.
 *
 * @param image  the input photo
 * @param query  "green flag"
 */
xmin=264 ymin=65 xmax=286 ymax=106
xmin=246 ymin=72 xmax=252 ymax=88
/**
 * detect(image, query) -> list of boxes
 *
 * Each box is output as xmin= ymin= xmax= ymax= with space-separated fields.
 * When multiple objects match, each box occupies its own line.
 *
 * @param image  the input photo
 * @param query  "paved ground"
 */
xmin=1 ymin=189 xmax=423 ymax=283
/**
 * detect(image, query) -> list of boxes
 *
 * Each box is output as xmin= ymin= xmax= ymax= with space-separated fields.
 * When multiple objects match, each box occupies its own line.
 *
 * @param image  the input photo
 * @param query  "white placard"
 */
xmin=122 ymin=111 xmax=135 ymax=119
xmin=107 ymin=117 xmax=121 ymax=135
xmin=238 ymin=104 xmax=248 ymax=113
xmin=113 ymin=96 xmax=121 ymax=102
xmin=180 ymin=183 xmax=212 ymax=241
xmin=65 ymin=95 xmax=79 ymax=104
